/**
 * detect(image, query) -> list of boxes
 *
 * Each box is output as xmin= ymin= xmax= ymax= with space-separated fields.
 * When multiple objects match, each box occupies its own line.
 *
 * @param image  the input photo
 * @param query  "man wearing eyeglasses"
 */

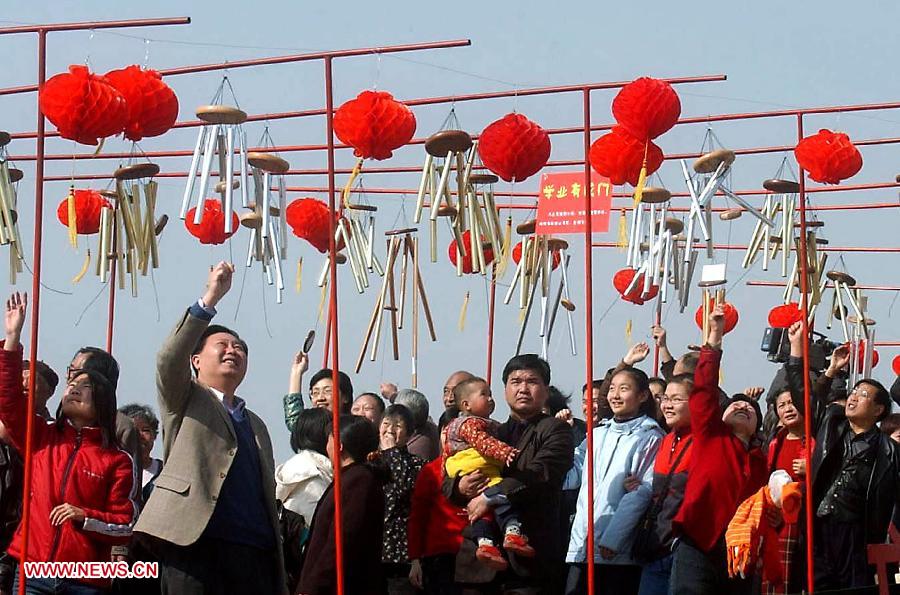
xmin=785 ymin=321 xmax=900 ymax=591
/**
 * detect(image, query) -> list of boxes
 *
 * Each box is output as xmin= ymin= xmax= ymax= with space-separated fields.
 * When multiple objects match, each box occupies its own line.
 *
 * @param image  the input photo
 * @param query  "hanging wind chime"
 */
xmin=0 ymin=133 xmax=24 ymax=283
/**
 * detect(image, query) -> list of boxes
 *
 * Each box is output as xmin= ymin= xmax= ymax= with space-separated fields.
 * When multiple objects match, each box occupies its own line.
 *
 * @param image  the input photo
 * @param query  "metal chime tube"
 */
xmin=261 ymin=172 xmax=271 ymax=239
xmin=559 ymin=253 xmax=576 ymax=356
xmin=414 ymin=154 xmax=434 ymax=223
xmin=181 ymin=127 xmax=207 ymax=219
xmin=430 ymin=152 xmax=455 ymax=221
xmin=224 ymin=128 xmax=235 ymax=234
xmin=193 ymin=124 xmax=220 ymax=224
xmin=239 ymin=129 xmax=250 ymax=208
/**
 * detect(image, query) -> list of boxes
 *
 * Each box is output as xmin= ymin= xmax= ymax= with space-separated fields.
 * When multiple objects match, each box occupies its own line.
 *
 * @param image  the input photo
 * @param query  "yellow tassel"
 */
xmin=625 ymin=319 xmax=633 ymax=346
xmin=616 ymin=209 xmax=628 ymax=253
xmin=495 ymin=216 xmax=513 ymax=279
xmin=295 ymin=258 xmax=303 ymax=293
xmin=458 ymin=291 xmax=469 ymax=331
xmin=341 ymin=157 xmax=364 ymax=209
xmin=317 ymin=278 xmax=328 ymax=322
xmin=66 ymin=187 xmax=78 ymax=249
xmin=72 ymin=249 xmax=90 ymax=284
xmin=633 ymin=142 xmax=649 ymax=205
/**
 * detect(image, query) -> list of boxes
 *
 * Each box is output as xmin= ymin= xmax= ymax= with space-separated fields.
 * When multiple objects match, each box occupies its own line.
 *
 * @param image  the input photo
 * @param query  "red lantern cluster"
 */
xmin=589 ymin=126 xmax=664 ymax=186
xmin=448 ymin=231 xmax=495 ymax=274
xmin=333 ymin=90 xmax=416 ymax=160
xmin=612 ymin=77 xmax=681 ymax=141
xmin=511 ymin=240 xmax=561 ymax=270
xmin=612 ymin=268 xmax=659 ymax=305
xmin=694 ymin=300 xmax=740 ymax=334
xmin=285 ymin=198 xmax=343 ymax=253
xmin=794 ymin=129 xmax=862 ymax=185
xmin=55 ymin=190 xmax=111 ymax=234
xmin=184 ymin=201 xmax=239 ymax=245
xmin=768 ymin=302 xmax=803 ymax=328
xmin=477 ymin=113 xmax=551 ymax=183
xmin=39 ymin=65 xmax=128 ymax=146
xmin=104 ymin=65 xmax=179 ymax=142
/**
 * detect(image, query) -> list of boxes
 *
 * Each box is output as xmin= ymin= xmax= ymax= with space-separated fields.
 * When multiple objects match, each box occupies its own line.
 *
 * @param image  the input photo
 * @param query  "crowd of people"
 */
xmin=0 ymin=261 xmax=897 ymax=594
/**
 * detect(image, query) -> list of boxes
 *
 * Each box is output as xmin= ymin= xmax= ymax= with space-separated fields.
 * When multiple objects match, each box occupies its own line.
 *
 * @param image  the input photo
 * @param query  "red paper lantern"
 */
xmin=694 ymin=300 xmax=740 ymax=334
xmin=768 ymin=302 xmax=803 ymax=328
xmin=589 ymin=127 xmax=664 ymax=186
xmin=794 ymin=129 xmax=862 ymax=185
xmin=477 ymin=113 xmax=551 ymax=183
xmin=333 ymin=90 xmax=416 ymax=160
xmin=39 ymin=65 xmax=127 ymax=146
xmin=511 ymin=240 xmax=561 ymax=270
xmin=104 ymin=65 xmax=179 ymax=142
xmin=612 ymin=268 xmax=659 ymax=305
xmin=448 ymin=231 xmax=495 ymax=274
xmin=184 ymin=201 xmax=239 ymax=245
xmin=55 ymin=190 xmax=111 ymax=235
xmin=611 ymin=77 xmax=681 ymax=141
xmin=846 ymin=341 xmax=880 ymax=370
xmin=892 ymin=355 xmax=900 ymax=376
xmin=285 ymin=198 xmax=346 ymax=253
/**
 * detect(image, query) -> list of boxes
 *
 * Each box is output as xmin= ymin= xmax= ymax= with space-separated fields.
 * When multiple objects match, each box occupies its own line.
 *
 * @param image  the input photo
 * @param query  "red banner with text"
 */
xmin=536 ymin=171 xmax=612 ymax=234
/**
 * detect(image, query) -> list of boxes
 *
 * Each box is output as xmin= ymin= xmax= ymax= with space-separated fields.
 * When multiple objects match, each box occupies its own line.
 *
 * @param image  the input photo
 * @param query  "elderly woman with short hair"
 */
xmin=394 ymin=389 xmax=440 ymax=461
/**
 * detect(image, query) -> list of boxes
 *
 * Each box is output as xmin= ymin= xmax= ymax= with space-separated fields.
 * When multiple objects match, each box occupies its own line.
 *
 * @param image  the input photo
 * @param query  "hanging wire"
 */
xmin=372 ymin=51 xmax=382 ymax=91
xmin=73 ymin=280 xmax=109 ymax=326
xmin=84 ymin=29 xmax=95 ymax=70
xmin=143 ymin=38 xmax=152 ymax=68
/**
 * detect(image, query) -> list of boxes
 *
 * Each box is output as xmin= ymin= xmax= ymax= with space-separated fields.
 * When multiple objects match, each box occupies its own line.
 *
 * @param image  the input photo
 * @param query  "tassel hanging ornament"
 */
xmin=616 ymin=209 xmax=629 ymax=252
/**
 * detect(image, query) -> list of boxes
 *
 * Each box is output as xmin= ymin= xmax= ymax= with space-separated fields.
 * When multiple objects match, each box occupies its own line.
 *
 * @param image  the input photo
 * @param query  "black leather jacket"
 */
xmin=785 ymin=357 xmax=900 ymax=545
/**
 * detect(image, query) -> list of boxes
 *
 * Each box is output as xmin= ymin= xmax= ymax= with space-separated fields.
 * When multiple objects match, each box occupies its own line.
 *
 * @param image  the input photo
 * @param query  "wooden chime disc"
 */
xmin=719 ymin=208 xmax=743 ymax=221
xmin=114 ymin=162 xmax=160 ymax=181
xmin=385 ymin=227 xmax=418 ymax=236
xmin=240 ymin=212 xmax=263 ymax=229
xmin=347 ymin=204 xmax=377 ymax=212
xmin=196 ymin=105 xmax=248 ymax=125
xmin=693 ymin=149 xmax=736 ymax=174
xmin=0 ymin=131 xmax=10 ymax=147
xmin=638 ymin=187 xmax=671 ymax=204
xmin=99 ymin=190 xmax=118 ymax=199
xmin=154 ymin=215 xmax=169 ymax=236
xmin=895 ymin=174 xmax=900 ymax=184
xmin=561 ymin=299 xmax=576 ymax=312
xmin=215 ymin=179 xmax=241 ymax=193
xmin=815 ymin=237 xmax=829 ymax=245
xmin=247 ymin=152 xmax=290 ymax=174
xmin=247 ymin=202 xmax=280 ymax=217
xmin=768 ymin=236 xmax=783 ymax=244
xmin=664 ymin=218 xmax=684 ymax=234
xmin=437 ymin=205 xmax=458 ymax=218
xmin=846 ymin=315 xmax=876 ymax=326
xmin=826 ymin=270 xmax=857 ymax=286
xmin=516 ymin=219 xmax=537 ymax=235
xmin=698 ymin=279 xmax=727 ymax=288
xmin=424 ymin=130 xmax=473 ymax=157
xmin=302 ymin=330 xmax=316 ymax=354
xmin=793 ymin=220 xmax=825 ymax=229
xmin=763 ymin=178 xmax=800 ymax=194
xmin=469 ymin=173 xmax=499 ymax=185
xmin=334 ymin=252 xmax=348 ymax=264
xmin=7 ymin=168 xmax=23 ymax=183
xmin=547 ymin=238 xmax=569 ymax=251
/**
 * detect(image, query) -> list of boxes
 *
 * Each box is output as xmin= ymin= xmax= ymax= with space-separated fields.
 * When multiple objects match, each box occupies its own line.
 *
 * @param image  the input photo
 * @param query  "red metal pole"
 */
xmin=746 ymin=281 xmax=900 ymax=292
xmin=582 ymin=87 xmax=596 ymax=594
xmin=323 ymin=56 xmax=345 ymax=595
xmin=795 ymin=114 xmax=816 ymax=595
xmin=18 ymin=27 xmax=47 ymax=595
xmin=592 ymin=242 xmax=900 ymax=254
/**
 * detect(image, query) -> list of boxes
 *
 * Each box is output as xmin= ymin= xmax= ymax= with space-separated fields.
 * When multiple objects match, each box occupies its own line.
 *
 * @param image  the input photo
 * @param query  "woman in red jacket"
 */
xmin=1 ymin=293 xmax=136 ymax=594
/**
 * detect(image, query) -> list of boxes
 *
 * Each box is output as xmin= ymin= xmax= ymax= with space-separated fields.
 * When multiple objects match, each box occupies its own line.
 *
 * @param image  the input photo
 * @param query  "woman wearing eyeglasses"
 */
xmin=0 ymin=293 xmax=136 ymax=594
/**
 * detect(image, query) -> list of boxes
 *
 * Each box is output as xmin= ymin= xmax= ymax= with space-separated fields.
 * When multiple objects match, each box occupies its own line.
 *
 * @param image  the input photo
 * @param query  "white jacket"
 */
xmin=274 ymin=449 xmax=333 ymax=525
xmin=565 ymin=415 xmax=663 ymax=565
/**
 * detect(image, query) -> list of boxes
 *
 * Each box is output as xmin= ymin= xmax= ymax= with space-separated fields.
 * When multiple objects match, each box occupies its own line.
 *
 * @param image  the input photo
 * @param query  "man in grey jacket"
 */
xmin=135 ymin=262 xmax=285 ymax=594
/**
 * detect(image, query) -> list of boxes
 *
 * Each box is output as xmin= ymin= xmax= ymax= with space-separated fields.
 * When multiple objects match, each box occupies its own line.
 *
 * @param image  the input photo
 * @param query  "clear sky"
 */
xmin=2 ymin=0 xmax=899 ymax=461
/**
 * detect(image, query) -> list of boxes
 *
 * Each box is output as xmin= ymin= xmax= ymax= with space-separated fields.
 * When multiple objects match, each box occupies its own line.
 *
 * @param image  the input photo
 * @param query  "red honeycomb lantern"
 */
xmin=55 ymin=190 xmax=111 ymax=235
xmin=590 ymin=127 xmax=664 ymax=186
xmin=768 ymin=303 xmax=803 ymax=328
xmin=478 ymin=113 xmax=551 ymax=183
xmin=184 ymin=201 xmax=239 ymax=245
xmin=846 ymin=340 xmax=879 ymax=369
xmin=511 ymin=240 xmax=561 ymax=270
xmin=286 ymin=198 xmax=345 ymax=253
xmin=333 ymin=90 xmax=416 ymax=160
xmin=612 ymin=268 xmax=659 ymax=305
xmin=892 ymin=355 xmax=900 ymax=376
xmin=104 ymin=65 xmax=179 ymax=142
xmin=611 ymin=77 xmax=681 ymax=141
xmin=39 ymin=65 xmax=127 ymax=146
xmin=794 ymin=129 xmax=862 ymax=185
xmin=448 ymin=231 xmax=494 ymax=274
xmin=694 ymin=300 xmax=740 ymax=334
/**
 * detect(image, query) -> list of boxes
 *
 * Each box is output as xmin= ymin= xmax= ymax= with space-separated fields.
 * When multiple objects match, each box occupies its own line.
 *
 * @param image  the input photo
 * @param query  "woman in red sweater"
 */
xmin=669 ymin=304 xmax=768 ymax=595
xmin=1 ymin=292 xmax=136 ymax=594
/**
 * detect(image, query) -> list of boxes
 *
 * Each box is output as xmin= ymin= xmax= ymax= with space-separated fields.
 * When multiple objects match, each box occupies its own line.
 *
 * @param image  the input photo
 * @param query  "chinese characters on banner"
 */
xmin=535 ymin=171 xmax=612 ymax=234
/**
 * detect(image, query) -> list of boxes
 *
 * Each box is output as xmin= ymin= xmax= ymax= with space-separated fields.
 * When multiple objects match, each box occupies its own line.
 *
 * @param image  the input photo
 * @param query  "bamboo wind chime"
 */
xmin=355 ymin=231 xmax=436 ymax=388
xmin=0 ymin=132 xmax=24 ymax=283
xmin=822 ymin=270 xmax=876 ymax=385
xmin=621 ymin=187 xmax=679 ymax=308
xmin=93 ymin=163 xmax=164 ymax=295
xmin=741 ymin=179 xmax=799 ymax=276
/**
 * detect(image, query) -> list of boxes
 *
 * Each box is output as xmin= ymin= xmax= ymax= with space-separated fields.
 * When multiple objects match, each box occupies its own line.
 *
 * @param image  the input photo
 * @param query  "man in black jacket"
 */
xmin=785 ymin=322 xmax=900 ymax=590
xmin=446 ymin=354 xmax=574 ymax=594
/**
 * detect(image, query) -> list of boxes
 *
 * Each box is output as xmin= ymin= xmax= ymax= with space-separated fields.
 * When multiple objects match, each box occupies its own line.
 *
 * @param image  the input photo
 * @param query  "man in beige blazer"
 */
xmin=135 ymin=262 xmax=286 ymax=594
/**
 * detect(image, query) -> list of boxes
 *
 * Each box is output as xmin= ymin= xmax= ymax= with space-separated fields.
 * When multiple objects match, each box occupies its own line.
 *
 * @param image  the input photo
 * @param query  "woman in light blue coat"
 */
xmin=564 ymin=365 xmax=663 ymax=595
